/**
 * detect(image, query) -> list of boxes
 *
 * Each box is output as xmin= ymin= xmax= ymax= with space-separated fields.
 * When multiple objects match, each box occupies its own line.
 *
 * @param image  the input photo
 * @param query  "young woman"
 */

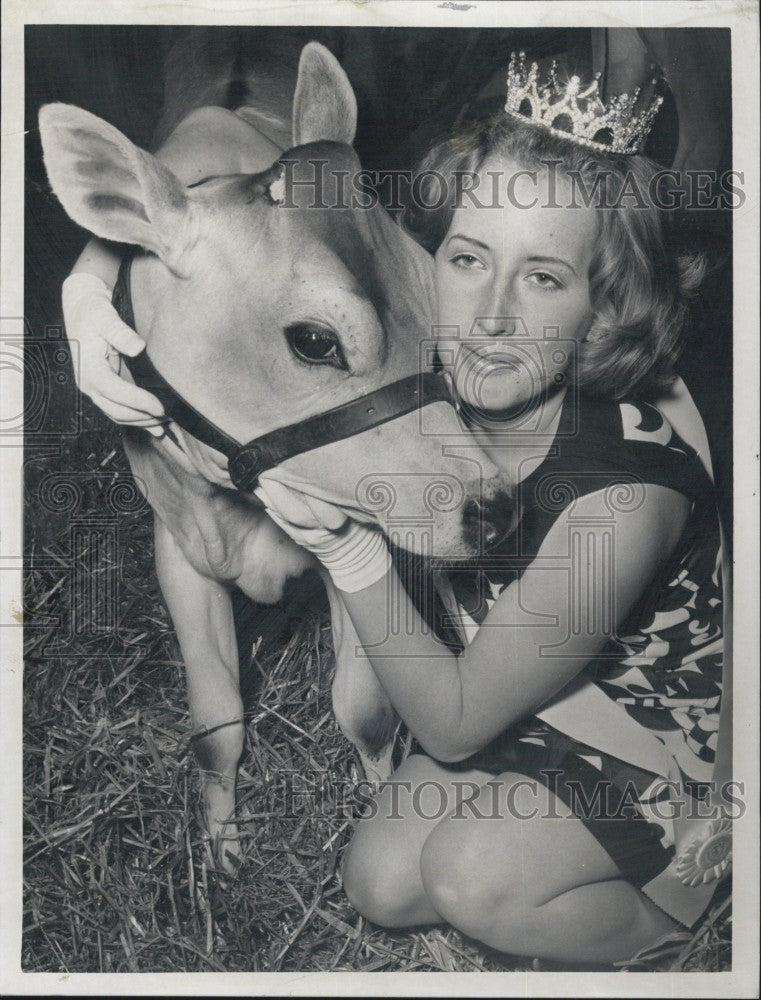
xmin=252 ymin=101 xmax=729 ymax=962
xmin=61 ymin=67 xmax=729 ymax=964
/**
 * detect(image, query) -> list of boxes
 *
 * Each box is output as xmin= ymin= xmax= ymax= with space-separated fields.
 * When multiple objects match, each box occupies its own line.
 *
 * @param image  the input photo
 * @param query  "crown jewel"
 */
xmin=504 ymin=51 xmax=664 ymax=155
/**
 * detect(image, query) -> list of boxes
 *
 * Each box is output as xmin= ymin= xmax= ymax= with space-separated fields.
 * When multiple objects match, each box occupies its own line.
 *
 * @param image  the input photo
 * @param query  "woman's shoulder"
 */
xmin=547 ymin=390 xmax=713 ymax=504
xmin=500 ymin=393 xmax=716 ymax=555
xmin=562 ymin=391 xmax=680 ymax=451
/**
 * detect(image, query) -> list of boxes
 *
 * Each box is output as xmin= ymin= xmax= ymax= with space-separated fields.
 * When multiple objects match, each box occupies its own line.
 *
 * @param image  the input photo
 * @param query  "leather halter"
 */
xmin=112 ymin=251 xmax=452 ymax=493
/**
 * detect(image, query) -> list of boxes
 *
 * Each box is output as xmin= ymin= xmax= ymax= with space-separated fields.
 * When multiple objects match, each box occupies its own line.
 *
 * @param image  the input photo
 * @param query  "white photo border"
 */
xmin=2 ymin=1 xmax=758 ymax=996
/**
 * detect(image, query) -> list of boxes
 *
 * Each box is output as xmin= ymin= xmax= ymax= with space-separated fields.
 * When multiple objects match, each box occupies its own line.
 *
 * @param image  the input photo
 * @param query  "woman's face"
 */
xmin=434 ymin=158 xmax=598 ymax=415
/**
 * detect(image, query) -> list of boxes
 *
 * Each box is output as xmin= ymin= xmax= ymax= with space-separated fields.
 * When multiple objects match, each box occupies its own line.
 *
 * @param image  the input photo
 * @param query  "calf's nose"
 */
xmin=462 ymin=490 xmax=516 ymax=552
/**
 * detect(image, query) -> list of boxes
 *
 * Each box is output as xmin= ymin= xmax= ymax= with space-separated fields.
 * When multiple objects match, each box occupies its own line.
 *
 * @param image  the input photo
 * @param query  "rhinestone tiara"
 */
xmin=503 ymin=51 xmax=664 ymax=155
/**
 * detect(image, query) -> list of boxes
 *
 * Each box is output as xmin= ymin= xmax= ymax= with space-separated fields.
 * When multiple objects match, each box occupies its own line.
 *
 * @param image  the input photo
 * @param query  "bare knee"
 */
xmin=341 ymin=825 xmax=423 ymax=928
xmin=419 ymin=821 xmax=525 ymax=943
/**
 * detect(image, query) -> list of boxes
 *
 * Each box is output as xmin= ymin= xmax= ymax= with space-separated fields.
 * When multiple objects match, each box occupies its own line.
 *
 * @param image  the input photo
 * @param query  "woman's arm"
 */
xmin=71 ymin=238 xmax=123 ymax=285
xmin=327 ymin=485 xmax=690 ymax=762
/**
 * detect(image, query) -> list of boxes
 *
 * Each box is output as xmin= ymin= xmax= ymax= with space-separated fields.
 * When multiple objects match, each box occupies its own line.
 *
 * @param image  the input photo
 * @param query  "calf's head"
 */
xmin=40 ymin=43 xmax=513 ymax=558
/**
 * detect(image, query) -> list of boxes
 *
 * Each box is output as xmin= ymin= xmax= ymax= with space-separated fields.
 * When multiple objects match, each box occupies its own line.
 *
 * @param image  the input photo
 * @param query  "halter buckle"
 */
xmin=229 ymin=446 xmax=266 ymax=493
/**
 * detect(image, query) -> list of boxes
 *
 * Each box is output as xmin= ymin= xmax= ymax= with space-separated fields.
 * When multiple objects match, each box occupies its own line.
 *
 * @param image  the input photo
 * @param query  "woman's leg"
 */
xmin=419 ymin=770 xmax=677 ymax=964
xmin=342 ymin=753 xmax=495 ymax=927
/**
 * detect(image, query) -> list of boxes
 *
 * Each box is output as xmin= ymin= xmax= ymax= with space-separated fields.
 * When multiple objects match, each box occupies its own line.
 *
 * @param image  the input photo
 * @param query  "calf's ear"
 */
xmin=39 ymin=104 xmax=193 ymax=275
xmin=292 ymin=42 xmax=357 ymax=147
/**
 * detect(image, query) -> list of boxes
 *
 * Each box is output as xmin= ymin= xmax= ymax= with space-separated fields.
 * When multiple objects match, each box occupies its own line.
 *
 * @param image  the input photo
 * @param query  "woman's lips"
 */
xmin=451 ymin=345 xmax=543 ymax=410
xmin=458 ymin=345 xmax=524 ymax=376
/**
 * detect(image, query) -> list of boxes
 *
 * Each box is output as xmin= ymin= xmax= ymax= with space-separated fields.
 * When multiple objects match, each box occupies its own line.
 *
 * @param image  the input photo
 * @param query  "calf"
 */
xmin=40 ymin=43 xmax=513 ymax=868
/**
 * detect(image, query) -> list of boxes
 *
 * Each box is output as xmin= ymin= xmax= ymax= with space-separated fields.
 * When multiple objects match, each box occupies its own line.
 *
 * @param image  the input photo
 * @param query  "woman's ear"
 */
xmin=582 ymin=315 xmax=608 ymax=343
xmin=583 ymin=327 xmax=607 ymax=343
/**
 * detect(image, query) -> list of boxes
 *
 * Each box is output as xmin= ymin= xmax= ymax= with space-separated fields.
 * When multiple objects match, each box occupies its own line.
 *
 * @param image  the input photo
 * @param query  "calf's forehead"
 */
xmin=192 ymin=144 xmax=434 ymax=343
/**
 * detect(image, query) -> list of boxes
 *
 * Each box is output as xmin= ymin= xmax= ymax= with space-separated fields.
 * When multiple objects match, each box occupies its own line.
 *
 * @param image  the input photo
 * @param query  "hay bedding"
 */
xmin=22 ymin=407 xmax=731 ymax=975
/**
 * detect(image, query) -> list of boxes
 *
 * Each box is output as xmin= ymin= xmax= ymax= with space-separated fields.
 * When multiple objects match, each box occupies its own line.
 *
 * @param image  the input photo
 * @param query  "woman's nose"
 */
xmin=474 ymin=314 xmax=517 ymax=338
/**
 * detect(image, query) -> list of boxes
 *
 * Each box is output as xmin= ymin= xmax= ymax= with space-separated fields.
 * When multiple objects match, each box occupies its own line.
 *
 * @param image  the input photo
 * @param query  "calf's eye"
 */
xmin=285 ymin=323 xmax=347 ymax=370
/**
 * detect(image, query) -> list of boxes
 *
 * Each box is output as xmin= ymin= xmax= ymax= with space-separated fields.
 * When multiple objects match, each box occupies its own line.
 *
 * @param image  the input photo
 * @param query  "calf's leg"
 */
xmin=324 ymin=578 xmax=398 ymax=785
xmin=154 ymin=517 xmax=244 ymax=870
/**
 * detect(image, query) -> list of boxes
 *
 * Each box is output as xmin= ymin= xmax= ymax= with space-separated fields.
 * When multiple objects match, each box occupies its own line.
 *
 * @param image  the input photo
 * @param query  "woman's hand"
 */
xmin=62 ymin=271 xmax=166 ymax=434
xmin=255 ymin=479 xmax=391 ymax=593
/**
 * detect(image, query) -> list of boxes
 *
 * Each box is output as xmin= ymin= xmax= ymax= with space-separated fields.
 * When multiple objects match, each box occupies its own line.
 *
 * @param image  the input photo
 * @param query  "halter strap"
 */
xmin=113 ymin=251 xmax=241 ymax=459
xmin=228 ymin=372 xmax=451 ymax=493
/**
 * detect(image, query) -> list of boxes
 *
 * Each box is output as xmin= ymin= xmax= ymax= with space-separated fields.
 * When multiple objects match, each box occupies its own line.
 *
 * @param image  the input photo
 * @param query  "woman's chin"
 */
xmin=454 ymin=366 xmax=526 ymax=413
xmin=479 ymin=388 xmax=524 ymax=412
xmin=456 ymin=372 xmax=564 ymax=418
xmin=459 ymin=385 xmax=527 ymax=414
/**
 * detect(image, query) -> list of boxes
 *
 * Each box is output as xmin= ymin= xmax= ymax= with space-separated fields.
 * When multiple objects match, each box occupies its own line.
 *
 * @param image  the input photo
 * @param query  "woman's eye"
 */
xmin=285 ymin=323 xmax=347 ymax=369
xmin=527 ymin=271 xmax=562 ymax=289
xmin=450 ymin=253 xmax=485 ymax=270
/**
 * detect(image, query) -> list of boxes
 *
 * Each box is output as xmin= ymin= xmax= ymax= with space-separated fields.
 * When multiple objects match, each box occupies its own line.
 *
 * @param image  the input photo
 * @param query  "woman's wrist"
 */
xmin=321 ymin=521 xmax=393 ymax=593
xmin=70 ymin=237 xmax=121 ymax=289
xmin=255 ymin=481 xmax=392 ymax=593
